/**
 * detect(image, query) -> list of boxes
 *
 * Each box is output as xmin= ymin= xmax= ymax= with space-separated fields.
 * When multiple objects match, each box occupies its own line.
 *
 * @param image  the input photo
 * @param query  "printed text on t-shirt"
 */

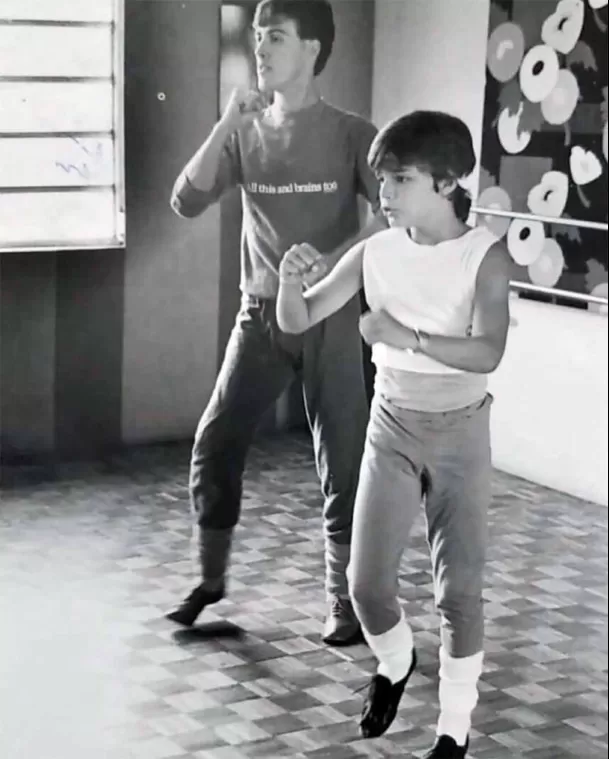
xmin=246 ymin=181 xmax=338 ymax=195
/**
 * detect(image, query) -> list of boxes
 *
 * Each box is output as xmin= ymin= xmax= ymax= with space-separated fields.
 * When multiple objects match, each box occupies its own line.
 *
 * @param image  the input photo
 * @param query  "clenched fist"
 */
xmin=220 ymin=88 xmax=269 ymax=132
xmin=279 ymin=243 xmax=328 ymax=287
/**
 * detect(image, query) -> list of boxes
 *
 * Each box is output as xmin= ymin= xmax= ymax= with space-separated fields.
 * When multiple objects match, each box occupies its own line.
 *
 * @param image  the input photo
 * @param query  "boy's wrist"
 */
xmin=278 ymin=272 xmax=304 ymax=287
xmin=412 ymin=327 xmax=430 ymax=353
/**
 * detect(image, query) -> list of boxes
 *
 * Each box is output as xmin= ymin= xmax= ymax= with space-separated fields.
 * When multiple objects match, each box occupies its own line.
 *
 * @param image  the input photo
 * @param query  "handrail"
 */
xmin=471 ymin=206 xmax=609 ymax=232
xmin=470 ymin=206 xmax=608 ymax=307
xmin=510 ymin=280 xmax=608 ymax=306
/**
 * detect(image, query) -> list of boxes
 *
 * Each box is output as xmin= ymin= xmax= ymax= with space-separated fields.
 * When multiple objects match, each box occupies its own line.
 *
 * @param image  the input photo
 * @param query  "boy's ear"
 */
xmin=436 ymin=177 xmax=458 ymax=198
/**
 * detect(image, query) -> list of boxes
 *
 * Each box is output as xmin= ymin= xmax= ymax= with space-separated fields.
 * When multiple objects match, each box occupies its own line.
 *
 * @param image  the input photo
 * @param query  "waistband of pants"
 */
xmin=376 ymin=390 xmax=494 ymax=422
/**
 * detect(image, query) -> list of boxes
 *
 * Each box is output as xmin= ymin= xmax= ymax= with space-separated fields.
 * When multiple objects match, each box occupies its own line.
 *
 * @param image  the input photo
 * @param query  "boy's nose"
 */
xmin=380 ymin=182 xmax=395 ymax=201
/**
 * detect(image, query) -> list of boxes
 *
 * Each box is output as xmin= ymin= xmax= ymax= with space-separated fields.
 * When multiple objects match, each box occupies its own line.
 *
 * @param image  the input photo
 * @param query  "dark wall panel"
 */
xmin=54 ymin=250 xmax=125 ymax=458
xmin=0 ymin=254 xmax=56 ymax=462
xmin=121 ymin=0 xmax=223 ymax=444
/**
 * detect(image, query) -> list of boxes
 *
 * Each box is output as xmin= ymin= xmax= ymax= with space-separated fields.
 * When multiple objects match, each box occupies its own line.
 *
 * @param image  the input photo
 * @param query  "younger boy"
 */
xmin=276 ymin=111 xmax=512 ymax=758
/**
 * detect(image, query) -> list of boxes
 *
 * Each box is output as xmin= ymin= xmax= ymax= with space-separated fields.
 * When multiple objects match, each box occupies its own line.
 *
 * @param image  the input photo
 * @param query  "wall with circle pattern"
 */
xmin=479 ymin=0 xmax=607 ymax=303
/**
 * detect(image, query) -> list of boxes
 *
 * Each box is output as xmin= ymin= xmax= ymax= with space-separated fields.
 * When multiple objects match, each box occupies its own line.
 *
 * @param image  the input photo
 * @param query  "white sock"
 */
xmin=363 ymin=611 xmax=414 ymax=685
xmin=437 ymin=648 xmax=484 ymax=746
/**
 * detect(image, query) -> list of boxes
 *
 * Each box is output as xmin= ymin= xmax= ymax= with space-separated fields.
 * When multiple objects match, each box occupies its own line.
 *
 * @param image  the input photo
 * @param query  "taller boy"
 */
xmin=168 ymin=0 xmax=383 ymax=645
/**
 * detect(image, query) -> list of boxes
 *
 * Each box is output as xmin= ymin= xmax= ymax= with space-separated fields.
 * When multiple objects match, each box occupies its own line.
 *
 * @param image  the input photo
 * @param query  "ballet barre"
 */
xmin=471 ymin=206 xmax=609 ymax=233
xmin=510 ymin=281 xmax=608 ymax=306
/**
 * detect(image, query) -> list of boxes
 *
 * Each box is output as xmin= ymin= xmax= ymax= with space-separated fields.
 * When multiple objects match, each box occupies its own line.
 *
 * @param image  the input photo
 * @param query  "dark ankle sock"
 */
xmin=196 ymin=526 xmax=232 ymax=589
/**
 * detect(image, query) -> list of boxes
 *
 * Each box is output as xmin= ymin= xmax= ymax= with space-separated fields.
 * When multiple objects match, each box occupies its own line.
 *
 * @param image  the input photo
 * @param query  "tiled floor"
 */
xmin=0 ymin=433 xmax=607 ymax=759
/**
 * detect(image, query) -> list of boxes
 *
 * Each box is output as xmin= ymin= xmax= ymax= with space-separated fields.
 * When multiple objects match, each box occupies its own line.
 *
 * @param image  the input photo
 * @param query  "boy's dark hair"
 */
xmin=254 ymin=0 xmax=335 ymax=76
xmin=368 ymin=111 xmax=476 ymax=221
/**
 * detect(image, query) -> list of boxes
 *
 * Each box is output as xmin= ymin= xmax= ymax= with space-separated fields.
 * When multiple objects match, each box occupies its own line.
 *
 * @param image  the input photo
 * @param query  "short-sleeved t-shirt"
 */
xmin=172 ymin=99 xmax=379 ymax=297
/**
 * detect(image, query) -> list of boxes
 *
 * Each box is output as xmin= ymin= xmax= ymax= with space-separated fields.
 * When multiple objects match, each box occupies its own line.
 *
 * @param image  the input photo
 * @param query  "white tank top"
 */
xmin=363 ymin=225 xmax=499 ymax=375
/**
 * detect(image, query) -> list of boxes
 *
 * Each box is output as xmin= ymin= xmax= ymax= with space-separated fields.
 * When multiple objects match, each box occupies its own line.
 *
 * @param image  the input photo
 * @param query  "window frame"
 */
xmin=0 ymin=0 xmax=125 ymax=253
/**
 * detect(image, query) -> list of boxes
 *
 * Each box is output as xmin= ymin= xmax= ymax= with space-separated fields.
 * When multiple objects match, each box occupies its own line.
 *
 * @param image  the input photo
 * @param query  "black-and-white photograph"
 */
xmin=1 ymin=2 xmax=607 ymax=758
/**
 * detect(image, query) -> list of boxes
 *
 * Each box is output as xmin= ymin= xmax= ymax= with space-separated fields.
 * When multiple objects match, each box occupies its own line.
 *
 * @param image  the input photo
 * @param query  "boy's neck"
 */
xmin=409 ymin=217 xmax=469 ymax=246
xmin=271 ymin=81 xmax=320 ymax=115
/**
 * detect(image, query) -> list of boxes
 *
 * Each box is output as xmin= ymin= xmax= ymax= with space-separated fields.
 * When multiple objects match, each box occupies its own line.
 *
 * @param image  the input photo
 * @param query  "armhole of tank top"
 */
xmin=465 ymin=229 xmax=498 ymax=335
xmin=466 ymin=229 xmax=498 ymax=281
xmin=363 ymin=230 xmax=389 ymax=287
xmin=362 ymin=235 xmax=372 ymax=281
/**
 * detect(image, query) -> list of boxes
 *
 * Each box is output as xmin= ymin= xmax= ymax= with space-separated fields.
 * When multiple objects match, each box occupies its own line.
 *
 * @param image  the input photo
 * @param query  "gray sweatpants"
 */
xmin=348 ymin=392 xmax=492 ymax=658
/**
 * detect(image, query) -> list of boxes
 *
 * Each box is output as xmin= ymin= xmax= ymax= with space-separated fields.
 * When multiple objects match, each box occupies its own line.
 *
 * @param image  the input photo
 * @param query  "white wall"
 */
xmin=372 ymin=0 xmax=608 ymax=506
xmin=490 ymin=297 xmax=608 ymax=506
xmin=372 ymin=0 xmax=490 ymax=194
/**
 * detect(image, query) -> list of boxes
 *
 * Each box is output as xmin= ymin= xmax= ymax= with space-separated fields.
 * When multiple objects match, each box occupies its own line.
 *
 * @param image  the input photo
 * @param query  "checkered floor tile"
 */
xmin=0 ymin=433 xmax=607 ymax=758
